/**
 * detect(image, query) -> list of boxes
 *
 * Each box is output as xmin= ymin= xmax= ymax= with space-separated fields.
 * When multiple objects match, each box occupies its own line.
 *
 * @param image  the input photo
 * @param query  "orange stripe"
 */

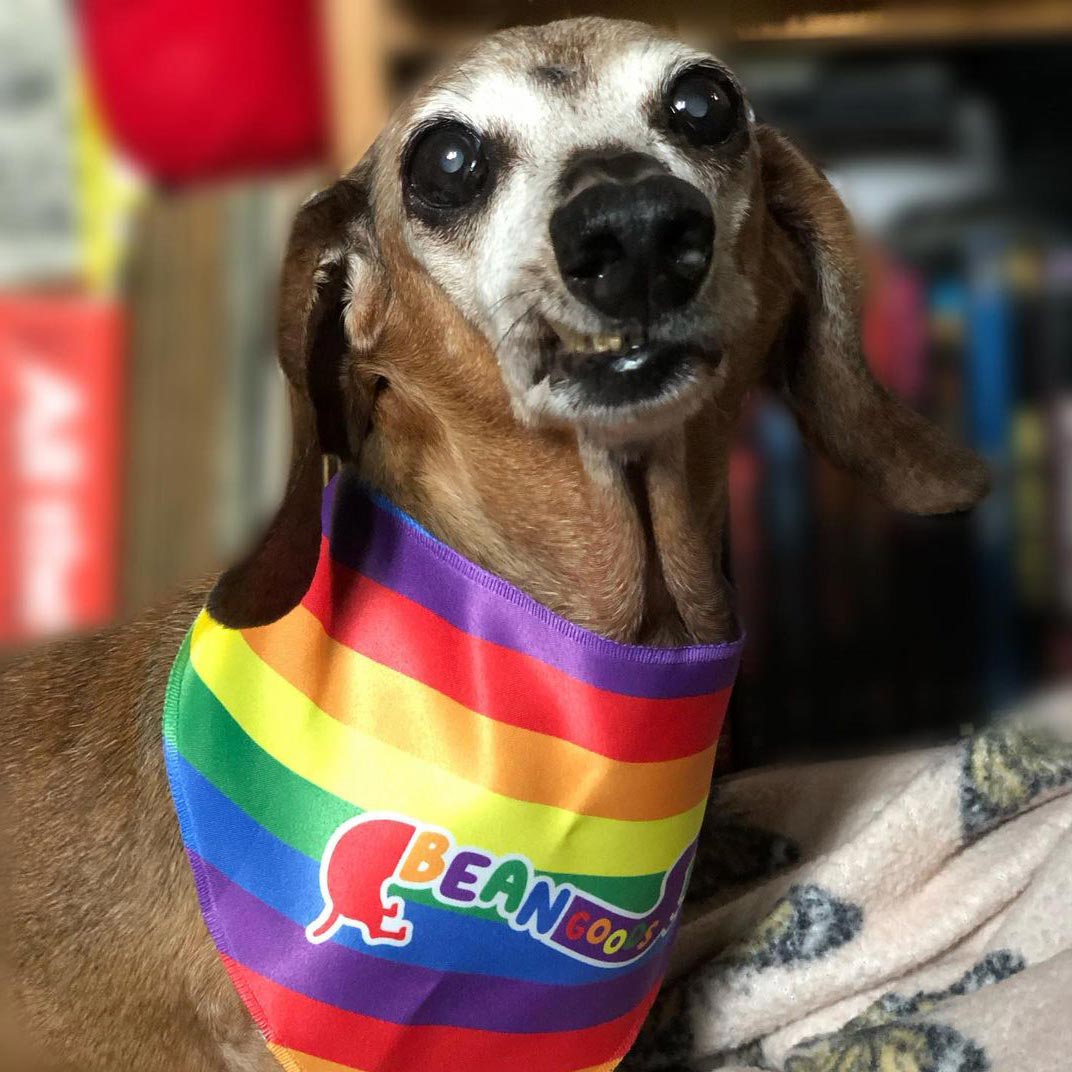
xmin=271 ymin=1046 xmax=622 ymax=1072
xmin=243 ymin=604 xmax=715 ymax=822
xmin=269 ymin=1045 xmax=350 ymax=1072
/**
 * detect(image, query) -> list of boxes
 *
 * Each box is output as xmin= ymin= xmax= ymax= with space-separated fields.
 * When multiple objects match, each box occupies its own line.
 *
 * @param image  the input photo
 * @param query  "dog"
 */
xmin=1 ymin=17 xmax=989 ymax=1072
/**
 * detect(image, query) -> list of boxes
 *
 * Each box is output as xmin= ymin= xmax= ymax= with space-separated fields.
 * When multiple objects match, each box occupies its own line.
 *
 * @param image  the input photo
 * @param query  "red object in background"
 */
xmin=0 ymin=295 xmax=124 ymax=645
xmin=863 ymin=249 xmax=928 ymax=405
xmin=79 ymin=0 xmax=327 ymax=182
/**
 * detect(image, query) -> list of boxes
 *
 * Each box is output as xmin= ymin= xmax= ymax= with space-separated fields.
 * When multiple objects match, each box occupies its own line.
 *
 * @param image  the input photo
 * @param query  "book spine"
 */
xmin=966 ymin=236 xmax=1019 ymax=710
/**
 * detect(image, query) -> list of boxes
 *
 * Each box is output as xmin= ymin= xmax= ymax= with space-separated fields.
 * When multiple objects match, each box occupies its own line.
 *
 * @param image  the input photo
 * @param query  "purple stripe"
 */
xmin=194 ymin=855 xmax=670 ymax=1033
xmin=322 ymin=472 xmax=743 ymax=699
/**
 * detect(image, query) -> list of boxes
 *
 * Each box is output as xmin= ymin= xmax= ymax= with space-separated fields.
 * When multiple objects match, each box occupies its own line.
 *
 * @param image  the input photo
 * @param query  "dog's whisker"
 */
xmin=488 ymin=287 xmax=541 ymax=316
xmin=493 ymin=300 xmax=541 ymax=356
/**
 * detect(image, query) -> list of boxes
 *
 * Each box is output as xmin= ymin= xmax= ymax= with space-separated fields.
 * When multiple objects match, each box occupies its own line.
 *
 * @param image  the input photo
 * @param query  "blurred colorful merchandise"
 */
xmin=1 ymin=0 xmax=141 ymax=293
xmin=75 ymin=71 xmax=145 ymax=294
xmin=0 ymin=295 xmax=123 ymax=645
xmin=1 ymin=0 xmax=82 ymax=286
xmin=1 ymin=0 xmax=133 ymax=647
xmin=79 ymin=0 xmax=328 ymax=183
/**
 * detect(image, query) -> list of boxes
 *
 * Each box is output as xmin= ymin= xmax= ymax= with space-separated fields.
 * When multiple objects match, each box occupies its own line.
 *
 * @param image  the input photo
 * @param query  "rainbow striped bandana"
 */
xmin=164 ymin=472 xmax=743 ymax=1072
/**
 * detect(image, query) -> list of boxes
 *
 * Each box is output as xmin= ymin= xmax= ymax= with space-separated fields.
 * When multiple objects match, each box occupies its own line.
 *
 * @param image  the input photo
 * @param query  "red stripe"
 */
xmin=226 ymin=957 xmax=655 ymax=1072
xmin=300 ymin=556 xmax=729 ymax=763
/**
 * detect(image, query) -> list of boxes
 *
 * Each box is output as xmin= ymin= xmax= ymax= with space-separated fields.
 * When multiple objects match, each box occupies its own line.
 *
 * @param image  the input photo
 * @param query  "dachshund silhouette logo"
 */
xmin=305 ymin=814 xmax=418 ymax=946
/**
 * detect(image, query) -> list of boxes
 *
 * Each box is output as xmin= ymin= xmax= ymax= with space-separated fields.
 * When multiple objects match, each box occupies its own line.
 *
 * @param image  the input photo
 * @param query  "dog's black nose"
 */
xmin=550 ymin=151 xmax=714 ymax=323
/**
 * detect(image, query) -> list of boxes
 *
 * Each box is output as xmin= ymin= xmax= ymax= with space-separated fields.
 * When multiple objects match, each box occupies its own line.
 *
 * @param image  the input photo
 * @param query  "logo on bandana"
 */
xmin=306 ymin=812 xmax=694 ymax=968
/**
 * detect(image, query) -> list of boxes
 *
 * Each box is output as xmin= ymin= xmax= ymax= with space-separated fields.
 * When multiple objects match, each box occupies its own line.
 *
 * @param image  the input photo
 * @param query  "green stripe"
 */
xmin=170 ymin=656 xmax=667 ymax=913
xmin=168 ymin=662 xmax=354 ymax=858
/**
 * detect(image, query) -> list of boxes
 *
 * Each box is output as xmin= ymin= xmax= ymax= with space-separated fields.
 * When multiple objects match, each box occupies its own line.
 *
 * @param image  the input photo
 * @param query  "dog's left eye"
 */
xmin=666 ymin=67 xmax=741 ymax=148
xmin=405 ymin=121 xmax=489 ymax=212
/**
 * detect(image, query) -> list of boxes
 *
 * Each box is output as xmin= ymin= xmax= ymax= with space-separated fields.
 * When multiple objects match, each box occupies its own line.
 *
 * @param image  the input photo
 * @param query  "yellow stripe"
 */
xmin=242 ymin=603 xmax=714 ymax=822
xmin=189 ymin=615 xmax=704 ymax=877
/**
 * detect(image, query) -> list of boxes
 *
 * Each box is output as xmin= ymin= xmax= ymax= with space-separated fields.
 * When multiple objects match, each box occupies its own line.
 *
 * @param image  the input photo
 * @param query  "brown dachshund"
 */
xmin=1 ymin=18 xmax=988 ymax=1072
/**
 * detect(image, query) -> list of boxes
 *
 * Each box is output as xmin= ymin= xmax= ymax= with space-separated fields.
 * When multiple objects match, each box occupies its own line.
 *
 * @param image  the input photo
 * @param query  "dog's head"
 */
xmin=210 ymin=17 xmax=988 ymax=628
xmin=388 ymin=21 xmax=758 ymax=441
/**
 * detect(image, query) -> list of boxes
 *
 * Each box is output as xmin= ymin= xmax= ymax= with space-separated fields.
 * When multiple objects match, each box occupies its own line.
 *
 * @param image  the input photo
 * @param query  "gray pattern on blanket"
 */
xmin=838 ymin=951 xmax=1026 ymax=1030
xmin=961 ymin=722 xmax=1072 ymax=840
xmin=624 ymin=887 xmax=864 ymax=1068
xmin=781 ymin=951 xmax=1024 ymax=1072
xmin=783 ymin=1022 xmax=989 ymax=1072
xmin=719 ymin=885 xmax=863 ymax=971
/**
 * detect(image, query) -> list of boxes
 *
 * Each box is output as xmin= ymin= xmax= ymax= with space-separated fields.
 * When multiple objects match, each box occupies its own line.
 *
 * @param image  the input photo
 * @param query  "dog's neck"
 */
xmin=359 ymin=414 xmax=736 ymax=647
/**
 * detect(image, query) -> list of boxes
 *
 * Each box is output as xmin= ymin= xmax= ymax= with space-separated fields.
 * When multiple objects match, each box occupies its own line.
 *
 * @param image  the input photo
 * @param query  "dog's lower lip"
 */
xmin=540 ymin=339 xmax=709 ymax=407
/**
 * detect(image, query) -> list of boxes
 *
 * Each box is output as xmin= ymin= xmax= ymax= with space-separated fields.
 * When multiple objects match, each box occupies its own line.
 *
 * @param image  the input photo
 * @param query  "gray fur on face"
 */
xmin=385 ymin=19 xmax=761 ymax=443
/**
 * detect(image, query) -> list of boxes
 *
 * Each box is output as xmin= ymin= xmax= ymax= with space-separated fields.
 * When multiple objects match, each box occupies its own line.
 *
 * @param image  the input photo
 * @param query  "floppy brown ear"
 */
xmin=757 ymin=125 xmax=990 ymax=515
xmin=208 ymin=173 xmax=386 ymax=627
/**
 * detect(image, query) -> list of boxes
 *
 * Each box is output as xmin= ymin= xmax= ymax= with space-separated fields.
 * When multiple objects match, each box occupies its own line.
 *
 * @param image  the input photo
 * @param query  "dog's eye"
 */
xmin=405 ymin=122 xmax=488 ymax=211
xmin=666 ymin=68 xmax=740 ymax=147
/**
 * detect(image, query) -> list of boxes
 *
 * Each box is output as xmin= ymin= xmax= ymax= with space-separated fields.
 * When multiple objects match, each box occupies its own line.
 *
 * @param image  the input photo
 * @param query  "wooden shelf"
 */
xmin=738 ymin=3 xmax=1072 ymax=46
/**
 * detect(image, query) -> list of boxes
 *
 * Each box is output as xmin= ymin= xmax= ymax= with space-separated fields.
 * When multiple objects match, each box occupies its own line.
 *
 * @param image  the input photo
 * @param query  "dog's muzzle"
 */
xmin=550 ymin=151 xmax=714 ymax=324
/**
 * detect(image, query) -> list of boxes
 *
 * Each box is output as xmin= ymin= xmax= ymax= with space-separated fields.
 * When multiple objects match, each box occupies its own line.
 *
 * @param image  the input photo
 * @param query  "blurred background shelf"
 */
xmin=739 ymin=3 xmax=1072 ymax=46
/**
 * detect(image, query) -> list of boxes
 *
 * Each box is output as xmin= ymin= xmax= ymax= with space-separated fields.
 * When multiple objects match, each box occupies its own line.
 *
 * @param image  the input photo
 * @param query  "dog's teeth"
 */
xmin=592 ymin=333 xmax=623 ymax=353
xmin=556 ymin=327 xmax=588 ymax=353
xmin=552 ymin=325 xmax=628 ymax=355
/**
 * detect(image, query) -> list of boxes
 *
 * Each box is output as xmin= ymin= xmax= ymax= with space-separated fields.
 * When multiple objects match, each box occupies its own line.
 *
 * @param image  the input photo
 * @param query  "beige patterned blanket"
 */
xmin=625 ymin=686 xmax=1072 ymax=1072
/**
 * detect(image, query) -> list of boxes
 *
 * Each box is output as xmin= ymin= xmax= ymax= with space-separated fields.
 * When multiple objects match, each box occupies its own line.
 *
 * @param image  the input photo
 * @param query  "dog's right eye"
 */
xmin=666 ymin=66 xmax=741 ymax=148
xmin=405 ymin=121 xmax=489 ymax=213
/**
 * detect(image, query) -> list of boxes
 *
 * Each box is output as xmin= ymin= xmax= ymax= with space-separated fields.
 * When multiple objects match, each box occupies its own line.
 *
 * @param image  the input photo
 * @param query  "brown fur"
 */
xmin=1 ymin=21 xmax=988 ymax=1071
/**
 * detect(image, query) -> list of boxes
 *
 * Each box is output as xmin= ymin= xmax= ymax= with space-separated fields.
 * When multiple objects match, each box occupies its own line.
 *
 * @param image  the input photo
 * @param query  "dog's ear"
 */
xmin=757 ymin=126 xmax=989 ymax=514
xmin=208 ymin=171 xmax=387 ymax=626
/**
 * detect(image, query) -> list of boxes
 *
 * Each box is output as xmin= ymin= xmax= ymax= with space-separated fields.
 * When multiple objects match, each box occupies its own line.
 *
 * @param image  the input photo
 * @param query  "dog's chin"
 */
xmin=509 ymin=320 xmax=722 ymax=446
